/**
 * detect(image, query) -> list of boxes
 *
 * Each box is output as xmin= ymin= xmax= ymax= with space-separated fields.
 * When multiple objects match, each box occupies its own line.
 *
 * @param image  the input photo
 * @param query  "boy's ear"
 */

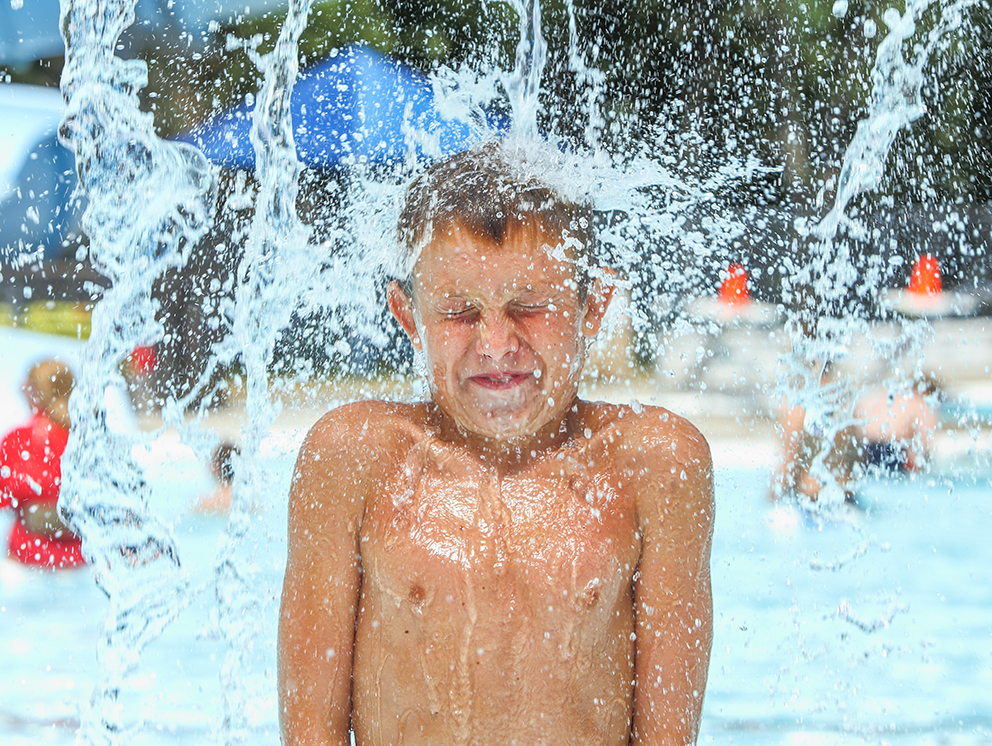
xmin=388 ymin=280 xmax=422 ymax=350
xmin=581 ymin=268 xmax=616 ymax=338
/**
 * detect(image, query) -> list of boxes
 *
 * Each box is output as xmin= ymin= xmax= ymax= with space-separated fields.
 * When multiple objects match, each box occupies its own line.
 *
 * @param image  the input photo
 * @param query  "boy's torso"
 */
xmin=349 ymin=401 xmax=646 ymax=746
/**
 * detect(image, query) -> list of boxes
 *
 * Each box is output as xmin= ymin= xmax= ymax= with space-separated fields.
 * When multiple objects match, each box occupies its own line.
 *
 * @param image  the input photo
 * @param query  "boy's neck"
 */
xmin=428 ymin=401 xmax=583 ymax=468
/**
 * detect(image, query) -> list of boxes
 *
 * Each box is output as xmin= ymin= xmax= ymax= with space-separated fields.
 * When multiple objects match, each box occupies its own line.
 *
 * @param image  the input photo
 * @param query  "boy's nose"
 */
xmin=476 ymin=313 xmax=519 ymax=359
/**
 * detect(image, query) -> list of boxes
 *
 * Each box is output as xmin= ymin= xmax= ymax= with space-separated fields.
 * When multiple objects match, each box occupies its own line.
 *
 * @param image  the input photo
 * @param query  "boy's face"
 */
xmin=389 ymin=221 xmax=612 ymax=445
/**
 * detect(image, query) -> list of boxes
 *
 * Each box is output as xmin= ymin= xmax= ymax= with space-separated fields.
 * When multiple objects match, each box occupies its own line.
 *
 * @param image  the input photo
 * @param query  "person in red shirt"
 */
xmin=0 ymin=359 xmax=85 ymax=569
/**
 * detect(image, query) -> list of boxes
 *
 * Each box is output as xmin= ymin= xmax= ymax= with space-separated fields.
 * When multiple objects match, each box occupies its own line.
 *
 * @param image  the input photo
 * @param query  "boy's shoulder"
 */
xmin=579 ymin=400 xmax=713 ymax=529
xmin=580 ymin=399 xmax=709 ymax=458
xmin=292 ymin=400 xmax=432 ymax=500
xmin=305 ymin=399 xmax=430 ymax=453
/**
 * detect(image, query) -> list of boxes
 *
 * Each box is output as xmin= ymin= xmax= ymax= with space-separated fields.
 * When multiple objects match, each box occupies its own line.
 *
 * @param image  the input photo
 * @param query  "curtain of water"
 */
xmin=781 ymin=0 xmax=979 ymax=510
xmin=212 ymin=0 xmax=316 ymax=741
xmin=57 ymin=0 xmax=317 ymax=741
xmin=564 ymin=0 xmax=606 ymax=151
xmin=503 ymin=0 xmax=546 ymax=141
xmin=57 ymin=0 xmax=214 ymax=742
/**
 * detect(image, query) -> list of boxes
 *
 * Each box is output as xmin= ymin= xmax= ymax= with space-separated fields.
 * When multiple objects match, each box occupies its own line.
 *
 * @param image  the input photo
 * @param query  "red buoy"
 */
xmin=127 ymin=345 xmax=158 ymax=378
xmin=909 ymin=254 xmax=942 ymax=296
xmin=719 ymin=262 xmax=750 ymax=306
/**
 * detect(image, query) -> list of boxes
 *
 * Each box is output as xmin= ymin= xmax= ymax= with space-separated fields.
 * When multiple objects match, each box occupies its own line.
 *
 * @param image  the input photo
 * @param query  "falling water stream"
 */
xmin=785 ymin=0 xmax=984 ymax=511
xmin=58 ymin=0 xmax=211 ymax=741
xmin=47 ymin=0 xmax=987 ymax=743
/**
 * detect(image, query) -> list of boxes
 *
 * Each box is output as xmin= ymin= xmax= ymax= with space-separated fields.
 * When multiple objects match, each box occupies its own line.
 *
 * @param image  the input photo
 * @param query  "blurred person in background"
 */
xmin=770 ymin=360 xmax=861 ymax=504
xmin=193 ymin=441 xmax=240 ymax=514
xmin=854 ymin=371 xmax=941 ymax=474
xmin=0 ymin=359 xmax=86 ymax=569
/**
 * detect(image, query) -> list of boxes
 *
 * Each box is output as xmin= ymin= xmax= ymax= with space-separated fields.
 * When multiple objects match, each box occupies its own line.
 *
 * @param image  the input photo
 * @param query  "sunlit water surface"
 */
xmin=3 ymin=443 xmax=990 ymax=745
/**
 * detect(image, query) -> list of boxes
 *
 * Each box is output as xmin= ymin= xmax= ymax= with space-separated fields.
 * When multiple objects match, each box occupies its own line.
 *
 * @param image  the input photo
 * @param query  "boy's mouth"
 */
xmin=467 ymin=371 xmax=532 ymax=390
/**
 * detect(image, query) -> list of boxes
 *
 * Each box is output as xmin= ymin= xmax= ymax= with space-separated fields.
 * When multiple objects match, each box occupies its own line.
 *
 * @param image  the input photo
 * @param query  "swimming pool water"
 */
xmin=2 ymin=439 xmax=990 ymax=745
xmin=703 ymin=468 xmax=992 ymax=745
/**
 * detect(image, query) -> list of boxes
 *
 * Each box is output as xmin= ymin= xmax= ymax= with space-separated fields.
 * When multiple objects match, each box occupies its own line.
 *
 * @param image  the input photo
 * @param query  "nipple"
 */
xmin=568 ymin=472 xmax=589 ymax=497
xmin=408 ymin=583 xmax=427 ymax=608
xmin=580 ymin=577 xmax=601 ymax=608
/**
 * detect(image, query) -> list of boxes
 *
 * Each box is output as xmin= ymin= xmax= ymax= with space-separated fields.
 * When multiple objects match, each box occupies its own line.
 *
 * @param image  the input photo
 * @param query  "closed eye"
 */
xmin=441 ymin=306 xmax=480 ymax=321
xmin=511 ymin=302 xmax=555 ymax=316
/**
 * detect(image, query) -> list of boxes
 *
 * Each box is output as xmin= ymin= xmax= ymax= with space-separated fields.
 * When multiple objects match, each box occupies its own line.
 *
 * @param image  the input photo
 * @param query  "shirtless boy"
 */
xmin=278 ymin=143 xmax=714 ymax=746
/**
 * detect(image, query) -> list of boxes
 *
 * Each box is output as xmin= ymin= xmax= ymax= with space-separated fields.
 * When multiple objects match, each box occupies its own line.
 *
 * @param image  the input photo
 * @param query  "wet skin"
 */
xmin=278 ymin=223 xmax=714 ymax=746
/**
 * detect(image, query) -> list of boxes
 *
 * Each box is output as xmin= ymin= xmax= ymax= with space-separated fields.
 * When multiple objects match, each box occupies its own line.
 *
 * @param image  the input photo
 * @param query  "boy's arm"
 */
xmin=771 ymin=401 xmax=806 ymax=500
xmin=278 ymin=407 xmax=375 ymax=746
xmin=630 ymin=417 xmax=714 ymax=746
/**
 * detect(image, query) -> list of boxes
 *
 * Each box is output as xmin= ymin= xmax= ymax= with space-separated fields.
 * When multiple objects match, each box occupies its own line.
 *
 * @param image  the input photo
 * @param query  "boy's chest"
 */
xmin=362 ymin=446 xmax=640 ymax=612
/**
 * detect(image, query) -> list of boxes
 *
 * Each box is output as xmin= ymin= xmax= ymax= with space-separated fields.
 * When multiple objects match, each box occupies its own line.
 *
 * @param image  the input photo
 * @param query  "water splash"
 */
xmin=211 ymin=0 xmax=316 ymax=741
xmin=779 ymin=0 xmax=980 ymax=509
xmin=57 ymin=0 xmax=214 ymax=742
xmin=50 ymin=0 xmax=984 ymax=740
xmin=52 ymin=7 xmax=749 ymax=740
xmin=502 ymin=0 xmax=547 ymax=141
xmin=808 ymin=0 xmax=981 ymax=314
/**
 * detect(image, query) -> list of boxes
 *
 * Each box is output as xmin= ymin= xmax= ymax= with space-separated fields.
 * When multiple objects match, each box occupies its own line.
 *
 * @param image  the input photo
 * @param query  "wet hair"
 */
xmin=396 ymin=141 xmax=595 ymax=298
xmin=24 ymin=359 xmax=74 ymax=430
xmin=211 ymin=442 xmax=240 ymax=485
xmin=913 ymin=372 xmax=942 ymax=399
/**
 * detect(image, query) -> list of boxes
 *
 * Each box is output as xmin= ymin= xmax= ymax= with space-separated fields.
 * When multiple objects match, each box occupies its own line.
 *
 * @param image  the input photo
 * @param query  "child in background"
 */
xmin=193 ymin=441 xmax=240 ymax=514
xmin=0 ymin=359 xmax=86 ymax=569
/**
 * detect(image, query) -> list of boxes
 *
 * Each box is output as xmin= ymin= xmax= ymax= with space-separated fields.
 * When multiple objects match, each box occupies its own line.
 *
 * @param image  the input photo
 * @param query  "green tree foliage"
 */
xmin=377 ymin=0 xmax=992 ymax=205
xmin=26 ymin=0 xmax=983 ymax=207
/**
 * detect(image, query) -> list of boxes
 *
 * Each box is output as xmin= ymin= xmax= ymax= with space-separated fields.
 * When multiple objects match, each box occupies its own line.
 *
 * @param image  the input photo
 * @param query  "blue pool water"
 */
xmin=1 ymin=438 xmax=990 ymax=745
xmin=704 ymin=467 xmax=992 ymax=745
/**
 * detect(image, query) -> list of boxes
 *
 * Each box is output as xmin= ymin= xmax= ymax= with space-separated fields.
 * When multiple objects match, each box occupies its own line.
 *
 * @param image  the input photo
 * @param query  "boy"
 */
xmin=278 ymin=143 xmax=714 ymax=746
